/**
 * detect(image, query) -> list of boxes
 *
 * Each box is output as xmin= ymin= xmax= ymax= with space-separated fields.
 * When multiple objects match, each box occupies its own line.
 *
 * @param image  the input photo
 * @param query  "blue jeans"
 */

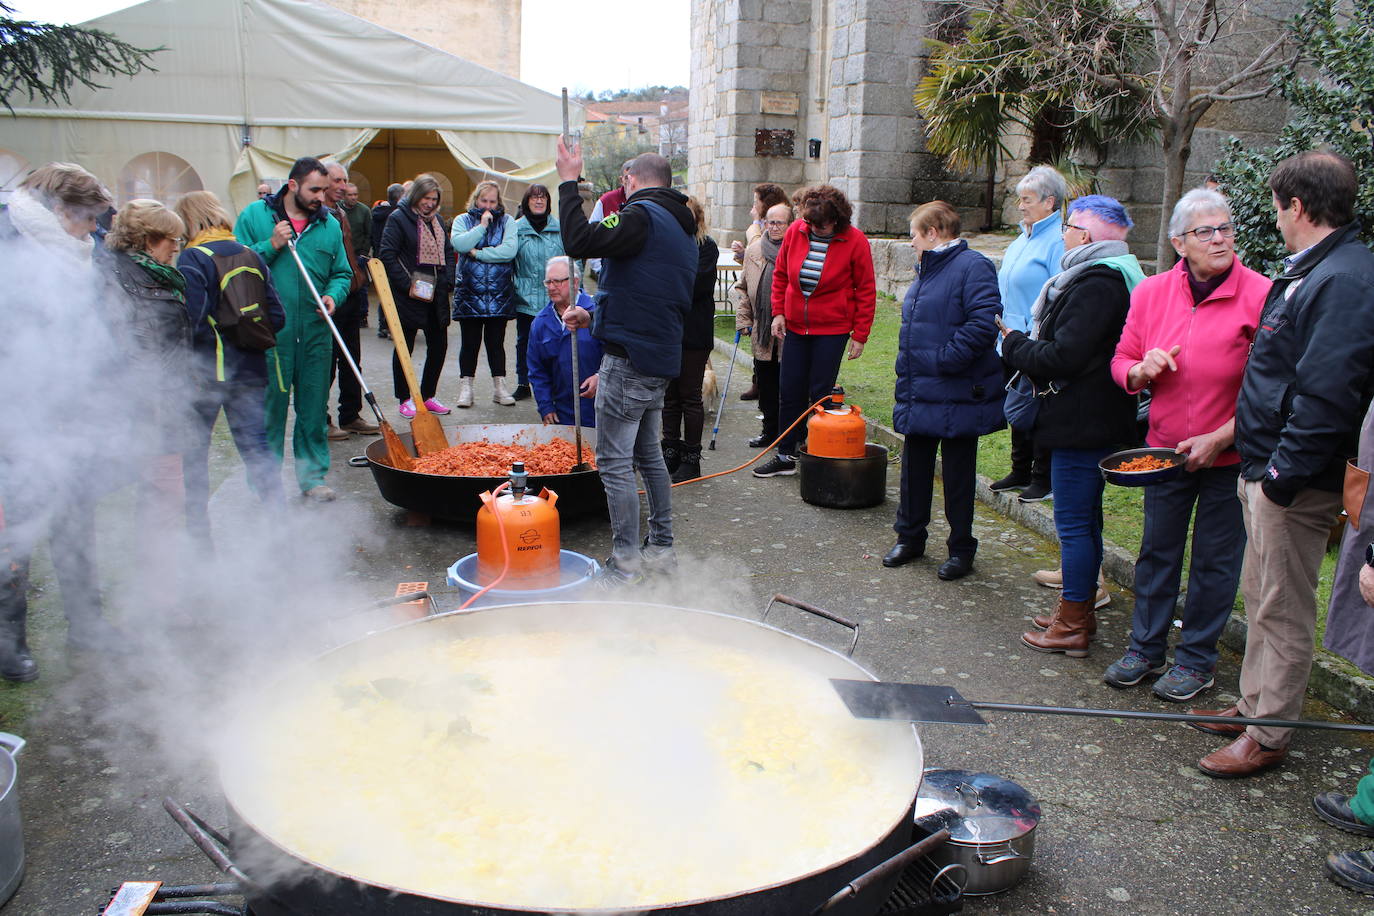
xmin=593 ymin=354 xmax=672 ymax=570
xmin=1050 ymin=447 xmax=1114 ymax=602
xmin=185 ymin=379 xmax=284 ymax=547
xmin=1131 ymin=464 xmax=1245 ymax=671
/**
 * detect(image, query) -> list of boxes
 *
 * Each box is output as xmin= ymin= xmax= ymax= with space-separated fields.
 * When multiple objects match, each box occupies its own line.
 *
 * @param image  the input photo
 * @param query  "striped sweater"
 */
xmin=798 ymin=233 xmax=832 ymax=297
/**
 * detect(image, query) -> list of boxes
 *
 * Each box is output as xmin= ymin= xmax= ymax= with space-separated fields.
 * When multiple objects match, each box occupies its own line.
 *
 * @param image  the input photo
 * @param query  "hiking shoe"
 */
xmin=1313 ymin=796 xmax=1374 ymax=840
xmin=326 ymin=423 xmax=351 ymax=441
xmin=423 ymin=398 xmax=452 ymax=415
xmin=1103 ymin=650 xmax=1167 ymax=688
xmin=399 ymin=399 xmax=416 ymax=419
xmin=1315 ymin=793 xmax=1374 ymax=837
xmin=1326 ymin=850 xmax=1374 ymax=896
xmin=302 ymin=485 xmax=337 ymax=503
xmin=1152 ymin=664 xmax=1216 ymax=702
xmin=989 ymin=473 xmax=1030 ymax=492
xmin=753 ymin=453 xmax=797 ymax=477
xmin=594 ymin=556 xmax=644 ymax=590
xmin=1018 ymin=481 xmax=1052 ymax=502
xmin=640 ymin=538 xmax=677 ymax=575
xmin=342 ymin=417 xmax=380 ymax=434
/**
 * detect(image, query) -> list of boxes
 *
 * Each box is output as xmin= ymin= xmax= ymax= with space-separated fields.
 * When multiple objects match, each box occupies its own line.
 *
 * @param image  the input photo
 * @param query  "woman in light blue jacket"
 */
xmin=451 ymin=180 xmax=519 ymax=407
xmin=990 ymin=164 xmax=1067 ymax=502
xmin=511 ymin=184 xmax=563 ymax=402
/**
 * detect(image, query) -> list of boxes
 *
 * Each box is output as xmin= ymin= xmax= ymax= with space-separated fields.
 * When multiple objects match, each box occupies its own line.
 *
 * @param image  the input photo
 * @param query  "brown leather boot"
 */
xmin=1023 ymin=597 xmax=1093 ymax=657
xmin=1032 ymin=607 xmax=1098 ymax=636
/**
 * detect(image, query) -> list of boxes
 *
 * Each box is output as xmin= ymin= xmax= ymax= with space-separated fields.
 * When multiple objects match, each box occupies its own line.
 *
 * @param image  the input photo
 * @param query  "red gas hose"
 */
xmin=459 ymin=480 xmax=513 ymax=610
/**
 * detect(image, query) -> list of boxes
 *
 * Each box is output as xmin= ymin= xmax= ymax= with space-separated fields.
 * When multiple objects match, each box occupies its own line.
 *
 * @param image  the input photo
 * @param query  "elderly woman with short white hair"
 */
xmin=991 ymin=164 xmax=1068 ymax=502
xmin=1101 ymin=188 xmax=1271 ymax=701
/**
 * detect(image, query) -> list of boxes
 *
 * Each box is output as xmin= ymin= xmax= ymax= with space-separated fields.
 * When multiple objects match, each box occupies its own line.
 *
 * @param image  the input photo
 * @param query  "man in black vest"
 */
xmin=556 ymin=140 xmax=698 ymax=585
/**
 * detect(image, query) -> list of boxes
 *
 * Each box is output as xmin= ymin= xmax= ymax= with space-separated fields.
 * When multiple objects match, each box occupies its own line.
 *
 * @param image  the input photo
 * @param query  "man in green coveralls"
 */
xmin=234 ymin=156 xmax=353 ymax=501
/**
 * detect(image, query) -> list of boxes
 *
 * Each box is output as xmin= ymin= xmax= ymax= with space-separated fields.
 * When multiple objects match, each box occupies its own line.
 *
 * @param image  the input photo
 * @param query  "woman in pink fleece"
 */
xmin=1103 ymin=188 xmax=1271 ymax=702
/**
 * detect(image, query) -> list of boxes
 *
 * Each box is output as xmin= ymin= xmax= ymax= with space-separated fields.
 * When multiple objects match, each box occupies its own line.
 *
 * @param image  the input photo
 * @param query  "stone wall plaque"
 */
xmin=760 ymin=91 xmax=800 ymax=116
xmin=755 ymin=128 xmax=795 ymax=158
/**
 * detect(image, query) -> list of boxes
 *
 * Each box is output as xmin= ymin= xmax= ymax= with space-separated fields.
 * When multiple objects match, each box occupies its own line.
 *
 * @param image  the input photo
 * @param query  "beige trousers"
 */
xmin=1236 ymin=478 xmax=1341 ymax=748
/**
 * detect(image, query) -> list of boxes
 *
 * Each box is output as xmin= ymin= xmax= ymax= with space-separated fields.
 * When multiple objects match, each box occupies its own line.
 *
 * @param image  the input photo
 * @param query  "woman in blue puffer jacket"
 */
xmin=451 ymin=180 xmax=518 ymax=407
xmin=884 ymin=201 xmax=1004 ymax=582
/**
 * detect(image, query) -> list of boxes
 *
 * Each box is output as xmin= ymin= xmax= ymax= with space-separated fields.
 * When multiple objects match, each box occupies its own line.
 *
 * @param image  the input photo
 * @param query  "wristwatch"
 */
xmin=1365 ymin=542 xmax=1374 ymax=569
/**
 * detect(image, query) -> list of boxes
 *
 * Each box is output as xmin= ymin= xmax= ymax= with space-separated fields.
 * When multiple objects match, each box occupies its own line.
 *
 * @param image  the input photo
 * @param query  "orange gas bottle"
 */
xmin=476 ymin=462 xmax=561 ymax=589
xmin=806 ymin=387 xmax=867 ymax=458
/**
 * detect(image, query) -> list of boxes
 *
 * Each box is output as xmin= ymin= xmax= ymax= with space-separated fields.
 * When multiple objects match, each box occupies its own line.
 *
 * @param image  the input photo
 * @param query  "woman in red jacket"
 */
xmin=753 ymin=185 xmax=876 ymax=477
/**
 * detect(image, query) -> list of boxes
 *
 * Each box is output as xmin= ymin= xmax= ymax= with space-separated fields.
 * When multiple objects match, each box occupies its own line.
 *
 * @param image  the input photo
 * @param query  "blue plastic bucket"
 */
xmin=446 ymin=550 xmax=600 ymax=607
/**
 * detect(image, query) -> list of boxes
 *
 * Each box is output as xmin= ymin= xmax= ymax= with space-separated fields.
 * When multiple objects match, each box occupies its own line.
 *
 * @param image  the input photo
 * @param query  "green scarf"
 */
xmin=130 ymin=250 xmax=187 ymax=303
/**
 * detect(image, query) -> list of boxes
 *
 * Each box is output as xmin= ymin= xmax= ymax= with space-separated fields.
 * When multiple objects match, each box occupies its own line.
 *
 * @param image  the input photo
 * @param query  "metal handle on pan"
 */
xmin=162 ymin=798 xmax=248 ymax=882
xmin=932 ymin=862 xmax=968 ymax=898
xmin=364 ymin=591 xmax=434 ymax=612
xmin=810 ymin=828 xmax=951 ymax=913
xmin=764 ymin=593 xmax=861 ymax=657
xmin=977 ymin=848 xmax=1025 ymax=865
xmin=0 ymin=733 xmax=25 ymax=758
xmin=349 ymin=455 xmax=371 ymax=468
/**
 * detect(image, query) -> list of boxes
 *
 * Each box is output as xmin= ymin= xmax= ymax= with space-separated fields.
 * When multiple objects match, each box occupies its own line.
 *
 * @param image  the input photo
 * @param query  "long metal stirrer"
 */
xmin=286 ymin=238 xmax=389 ymax=429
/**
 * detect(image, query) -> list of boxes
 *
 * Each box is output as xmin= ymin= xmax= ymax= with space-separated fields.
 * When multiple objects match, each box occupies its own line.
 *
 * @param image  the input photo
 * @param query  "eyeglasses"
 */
xmin=543 ymin=277 xmax=571 ymax=286
xmin=1181 ymin=223 xmax=1236 ymax=241
xmin=763 ymin=220 xmax=789 ymax=228
xmin=1062 ymin=223 xmax=1087 ymax=234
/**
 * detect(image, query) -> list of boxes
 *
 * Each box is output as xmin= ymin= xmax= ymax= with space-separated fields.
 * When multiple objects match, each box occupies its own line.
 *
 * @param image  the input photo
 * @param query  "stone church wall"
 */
xmin=692 ymin=0 xmax=1290 ymax=258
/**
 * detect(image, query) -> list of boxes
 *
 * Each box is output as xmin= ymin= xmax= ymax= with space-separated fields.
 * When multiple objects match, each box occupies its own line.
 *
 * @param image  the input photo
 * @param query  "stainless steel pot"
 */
xmin=913 ymin=768 xmax=1040 ymax=896
xmin=217 ymin=599 xmax=926 ymax=916
xmin=0 ymin=732 xmax=26 ymax=907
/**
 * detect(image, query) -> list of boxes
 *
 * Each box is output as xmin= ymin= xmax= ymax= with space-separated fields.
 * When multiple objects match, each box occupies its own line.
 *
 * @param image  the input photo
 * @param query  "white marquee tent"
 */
xmin=0 ymin=0 xmax=573 ymax=212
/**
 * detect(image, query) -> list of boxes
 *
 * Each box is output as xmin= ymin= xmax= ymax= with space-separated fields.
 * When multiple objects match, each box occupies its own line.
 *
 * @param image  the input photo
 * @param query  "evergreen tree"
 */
xmin=1215 ymin=0 xmax=1374 ymax=274
xmin=0 ymin=2 xmax=160 ymax=113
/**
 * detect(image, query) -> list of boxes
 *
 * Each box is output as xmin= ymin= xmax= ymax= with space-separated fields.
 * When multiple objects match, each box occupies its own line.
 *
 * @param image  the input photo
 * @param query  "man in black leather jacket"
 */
xmin=1195 ymin=150 xmax=1374 ymax=779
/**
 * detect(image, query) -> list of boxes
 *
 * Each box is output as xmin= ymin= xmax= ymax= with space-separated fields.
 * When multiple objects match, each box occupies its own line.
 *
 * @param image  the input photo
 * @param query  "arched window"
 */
xmin=0 ymin=150 xmax=31 ymax=205
xmin=119 ymin=152 xmax=203 ymax=207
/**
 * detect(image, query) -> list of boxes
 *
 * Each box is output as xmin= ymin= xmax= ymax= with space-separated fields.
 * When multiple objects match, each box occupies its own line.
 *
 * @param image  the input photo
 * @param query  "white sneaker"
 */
xmin=492 ymin=376 xmax=516 ymax=406
xmin=1032 ymin=568 xmax=1063 ymax=588
xmin=456 ymin=377 xmax=474 ymax=408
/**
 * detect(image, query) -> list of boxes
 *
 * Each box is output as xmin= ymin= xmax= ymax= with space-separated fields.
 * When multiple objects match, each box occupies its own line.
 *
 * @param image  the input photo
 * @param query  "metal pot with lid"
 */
xmin=913 ymin=768 xmax=1040 ymax=896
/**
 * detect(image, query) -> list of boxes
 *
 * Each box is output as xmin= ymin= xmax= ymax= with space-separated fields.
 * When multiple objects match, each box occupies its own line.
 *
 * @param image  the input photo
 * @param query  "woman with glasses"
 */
xmin=1099 ymin=188 xmax=1271 ymax=701
xmin=1002 ymin=195 xmax=1145 ymax=658
xmin=512 ymin=184 xmax=565 ymax=402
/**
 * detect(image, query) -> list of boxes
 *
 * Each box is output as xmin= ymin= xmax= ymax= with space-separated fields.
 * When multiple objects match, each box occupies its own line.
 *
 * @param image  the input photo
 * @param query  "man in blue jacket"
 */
xmin=1194 ymin=151 xmax=1374 ymax=779
xmin=528 ymin=256 xmax=601 ymax=427
xmin=556 ymin=143 xmax=697 ymax=585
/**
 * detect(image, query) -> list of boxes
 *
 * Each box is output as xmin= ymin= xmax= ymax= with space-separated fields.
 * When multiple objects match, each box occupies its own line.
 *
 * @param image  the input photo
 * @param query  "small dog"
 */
xmin=701 ymin=362 xmax=719 ymax=403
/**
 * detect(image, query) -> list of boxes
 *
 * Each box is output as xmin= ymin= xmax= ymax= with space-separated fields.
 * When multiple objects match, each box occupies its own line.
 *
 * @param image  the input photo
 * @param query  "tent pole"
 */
xmin=388 ymin=130 xmax=396 ymax=185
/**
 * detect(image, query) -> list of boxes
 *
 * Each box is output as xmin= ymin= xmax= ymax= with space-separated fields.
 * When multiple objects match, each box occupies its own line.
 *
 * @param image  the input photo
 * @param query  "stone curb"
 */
xmin=711 ymin=334 xmax=1374 ymax=724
